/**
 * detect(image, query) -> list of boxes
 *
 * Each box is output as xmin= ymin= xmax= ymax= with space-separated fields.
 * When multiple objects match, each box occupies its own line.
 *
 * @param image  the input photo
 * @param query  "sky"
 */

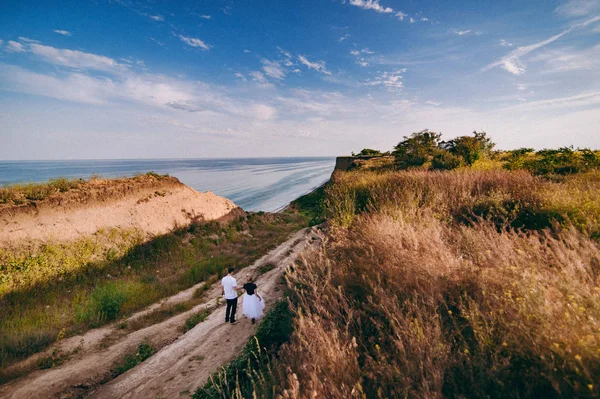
xmin=0 ymin=0 xmax=599 ymax=160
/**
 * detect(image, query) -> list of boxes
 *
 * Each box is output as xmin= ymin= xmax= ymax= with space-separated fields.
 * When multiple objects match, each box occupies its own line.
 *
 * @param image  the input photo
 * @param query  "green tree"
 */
xmin=393 ymin=130 xmax=442 ymax=169
xmin=444 ymin=131 xmax=495 ymax=165
xmin=357 ymin=148 xmax=383 ymax=157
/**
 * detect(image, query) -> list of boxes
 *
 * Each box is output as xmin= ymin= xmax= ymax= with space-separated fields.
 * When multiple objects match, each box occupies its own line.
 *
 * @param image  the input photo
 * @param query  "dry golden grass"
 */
xmin=267 ymin=169 xmax=600 ymax=398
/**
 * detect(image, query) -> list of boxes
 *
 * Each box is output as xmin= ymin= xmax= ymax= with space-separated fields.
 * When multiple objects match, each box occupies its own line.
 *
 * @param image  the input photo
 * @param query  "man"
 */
xmin=221 ymin=267 xmax=239 ymax=324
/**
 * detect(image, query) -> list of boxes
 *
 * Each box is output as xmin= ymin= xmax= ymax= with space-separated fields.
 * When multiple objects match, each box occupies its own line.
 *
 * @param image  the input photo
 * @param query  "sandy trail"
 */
xmin=0 ymin=227 xmax=321 ymax=399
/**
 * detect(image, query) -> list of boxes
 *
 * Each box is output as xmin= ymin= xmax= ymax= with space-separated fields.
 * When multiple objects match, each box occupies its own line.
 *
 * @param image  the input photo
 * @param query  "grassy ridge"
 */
xmin=227 ymin=167 xmax=600 ymax=398
xmin=0 ymin=211 xmax=308 ymax=376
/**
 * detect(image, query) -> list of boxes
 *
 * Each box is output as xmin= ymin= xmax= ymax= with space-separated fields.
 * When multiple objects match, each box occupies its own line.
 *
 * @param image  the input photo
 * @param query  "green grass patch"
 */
xmin=110 ymin=341 xmax=155 ymax=378
xmin=183 ymin=309 xmax=211 ymax=333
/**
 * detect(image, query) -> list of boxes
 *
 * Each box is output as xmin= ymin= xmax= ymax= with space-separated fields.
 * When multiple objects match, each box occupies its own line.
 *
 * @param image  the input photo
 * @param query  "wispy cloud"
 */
xmin=364 ymin=69 xmax=406 ymax=91
xmin=178 ymin=34 xmax=211 ymax=50
xmin=53 ymin=29 xmax=72 ymax=36
xmin=500 ymin=39 xmax=513 ymax=47
xmin=261 ymin=59 xmax=287 ymax=80
xmin=395 ymin=11 xmax=407 ymax=20
xmin=338 ymin=33 xmax=351 ymax=42
xmin=454 ymin=29 xmax=472 ymax=36
xmin=298 ymin=55 xmax=332 ymax=75
xmin=425 ymin=100 xmax=440 ymax=106
xmin=555 ymin=0 xmax=600 ymax=18
xmin=150 ymin=37 xmax=164 ymax=46
xmin=347 ymin=0 xmax=393 ymax=14
xmin=531 ymin=44 xmax=600 ymax=72
xmin=483 ymin=15 xmax=600 ymax=75
xmin=199 ymin=14 xmax=211 ymax=19
xmin=148 ymin=15 xmax=164 ymax=21
xmin=234 ymin=72 xmax=247 ymax=81
xmin=27 ymin=43 xmax=127 ymax=72
xmin=350 ymin=48 xmax=374 ymax=67
xmin=6 ymin=41 xmax=26 ymax=53
xmin=18 ymin=37 xmax=41 ymax=43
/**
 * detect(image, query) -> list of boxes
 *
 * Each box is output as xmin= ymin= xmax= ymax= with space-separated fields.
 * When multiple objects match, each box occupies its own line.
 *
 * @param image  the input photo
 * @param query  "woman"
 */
xmin=242 ymin=275 xmax=265 ymax=324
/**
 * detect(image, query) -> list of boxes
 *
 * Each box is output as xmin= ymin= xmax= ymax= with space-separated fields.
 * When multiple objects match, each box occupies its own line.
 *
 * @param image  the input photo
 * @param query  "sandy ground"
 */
xmin=0 ymin=227 xmax=323 ymax=399
xmin=0 ymin=177 xmax=238 ymax=247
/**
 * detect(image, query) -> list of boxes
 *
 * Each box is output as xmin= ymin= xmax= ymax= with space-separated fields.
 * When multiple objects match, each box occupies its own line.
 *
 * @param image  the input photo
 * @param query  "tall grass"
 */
xmin=245 ymin=169 xmax=600 ymax=398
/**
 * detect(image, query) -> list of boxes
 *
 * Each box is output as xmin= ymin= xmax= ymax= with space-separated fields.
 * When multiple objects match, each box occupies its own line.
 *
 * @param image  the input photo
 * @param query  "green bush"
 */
xmin=77 ymin=282 xmax=129 ymax=324
xmin=431 ymin=151 xmax=463 ymax=170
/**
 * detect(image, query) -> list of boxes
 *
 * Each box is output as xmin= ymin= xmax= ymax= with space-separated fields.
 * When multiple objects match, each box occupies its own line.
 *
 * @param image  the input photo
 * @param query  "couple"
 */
xmin=221 ymin=267 xmax=265 ymax=324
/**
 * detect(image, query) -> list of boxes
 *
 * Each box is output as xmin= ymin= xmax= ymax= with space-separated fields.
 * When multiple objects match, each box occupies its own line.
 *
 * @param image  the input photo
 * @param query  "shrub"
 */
xmin=431 ymin=151 xmax=463 ymax=170
xmin=393 ymin=130 xmax=442 ymax=169
xmin=77 ymin=282 xmax=129 ymax=324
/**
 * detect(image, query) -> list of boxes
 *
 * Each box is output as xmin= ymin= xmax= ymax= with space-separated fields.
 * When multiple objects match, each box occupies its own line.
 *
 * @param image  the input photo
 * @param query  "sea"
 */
xmin=0 ymin=158 xmax=336 ymax=212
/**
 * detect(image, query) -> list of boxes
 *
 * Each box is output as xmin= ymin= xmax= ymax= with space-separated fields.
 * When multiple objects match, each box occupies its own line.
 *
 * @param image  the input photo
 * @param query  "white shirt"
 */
xmin=221 ymin=275 xmax=238 ymax=300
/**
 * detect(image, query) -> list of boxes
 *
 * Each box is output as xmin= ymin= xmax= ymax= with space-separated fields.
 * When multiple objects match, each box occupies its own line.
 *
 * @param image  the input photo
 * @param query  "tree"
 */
xmin=357 ymin=148 xmax=383 ymax=157
xmin=393 ymin=130 xmax=442 ymax=169
xmin=444 ymin=131 xmax=495 ymax=166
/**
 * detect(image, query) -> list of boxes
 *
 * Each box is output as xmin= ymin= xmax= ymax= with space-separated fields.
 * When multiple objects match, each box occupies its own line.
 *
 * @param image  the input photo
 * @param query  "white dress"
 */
xmin=242 ymin=284 xmax=265 ymax=320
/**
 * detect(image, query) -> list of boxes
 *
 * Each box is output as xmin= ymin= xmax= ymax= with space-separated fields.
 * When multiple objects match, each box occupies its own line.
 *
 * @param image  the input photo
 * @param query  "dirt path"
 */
xmin=0 ymin=227 xmax=322 ymax=399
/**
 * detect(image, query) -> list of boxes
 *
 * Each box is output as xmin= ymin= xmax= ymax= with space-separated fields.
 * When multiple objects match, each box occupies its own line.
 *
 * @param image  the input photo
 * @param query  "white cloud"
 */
xmin=6 ymin=41 xmax=26 ymax=53
xmin=149 ymin=15 xmax=164 ymax=21
xmin=338 ymin=33 xmax=351 ymax=42
xmin=53 ymin=30 xmax=72 ymax=36
xmin=234 ymin=72 xmax=247 ymax=81
xmin=364 ymin=69 xmax=406 ymax=91
xmin=150 ymin=37 xmax=165 ymax=46
xmin=350 ymin=50 xmax=360 ymax=56
xmin=278 ymin=47 xmax=294 ymax=66
xmin=18 ymin=37 xmax=41 ymax=43
xmin=199 ymin=15 xmax=211 ymax=19
xmin=395 ymin=11 xmax=407 ymax=20
xmin=261 ymin=59 xmax=286 ymax=80
xmin=347 ymin=0 xmax=393 ymax=14
xmin=0 ymin=40 xmax=3 ymax=46
xmin=421 ymin=17 xmax=429 ymax=22
xmin=483 ymin=15 xmax=600 ymax=75
xmin=500 ymin=39 xmax=513 ymax=47
xmin=252 ymin=104 xmax=277 ymax=120
xmin=517 ymin=84 xmax=528 ymax=91
xmin=243 ymin=49 xmax=251 ymax=53
xmin=409 ymin=17 xmax=416 ymax=23
xmin=29 ymin=43 xmax=127 ymax=72
xmin=250 ymin=71 xmax=269 ymax=84
xmin=451 ymin=29 xmax=472 ymax=36
xmin=425 ymin=100 xmax=440 ymax=106
xmin=555 ymin=0 xmax=600 ymax=18
xmin=298 ymin=55 xmax=332 ymax=75
xmin=531 ymin=44 xmax=600 ymax=72
xmin=178 ymin=35 xmax=211 ymax=50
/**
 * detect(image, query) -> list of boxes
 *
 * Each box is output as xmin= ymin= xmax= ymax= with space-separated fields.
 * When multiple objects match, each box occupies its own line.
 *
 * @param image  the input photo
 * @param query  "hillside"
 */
xmin=0 ymin=173 xmax=239 ymax=247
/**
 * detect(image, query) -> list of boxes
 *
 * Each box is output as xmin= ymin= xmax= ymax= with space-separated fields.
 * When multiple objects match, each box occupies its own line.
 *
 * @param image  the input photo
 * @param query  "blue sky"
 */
xmin=0 ymin=0 xmax=599 ymax=159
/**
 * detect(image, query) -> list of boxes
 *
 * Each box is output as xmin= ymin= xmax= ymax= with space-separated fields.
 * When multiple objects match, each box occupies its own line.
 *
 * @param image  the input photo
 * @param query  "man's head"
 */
xmin=247 ymin=274 xmax=253 ymax=282
xmin=228 ymin=267 xmax=235 ymax=275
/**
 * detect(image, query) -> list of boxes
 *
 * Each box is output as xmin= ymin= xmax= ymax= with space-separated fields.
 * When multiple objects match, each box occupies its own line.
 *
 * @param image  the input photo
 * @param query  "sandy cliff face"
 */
xmin=0 ymin=175 xmax=240 ymax=247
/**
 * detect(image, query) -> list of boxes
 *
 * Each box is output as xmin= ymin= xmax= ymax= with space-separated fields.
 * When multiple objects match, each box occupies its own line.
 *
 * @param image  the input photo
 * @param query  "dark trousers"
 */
xmin=225 ymin=298 xmax=238 ymax=322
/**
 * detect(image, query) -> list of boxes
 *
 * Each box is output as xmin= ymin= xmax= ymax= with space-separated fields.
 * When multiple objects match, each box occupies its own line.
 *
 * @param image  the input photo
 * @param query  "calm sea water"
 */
xmin=0 ymin=158 xmax=336 ymax=212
